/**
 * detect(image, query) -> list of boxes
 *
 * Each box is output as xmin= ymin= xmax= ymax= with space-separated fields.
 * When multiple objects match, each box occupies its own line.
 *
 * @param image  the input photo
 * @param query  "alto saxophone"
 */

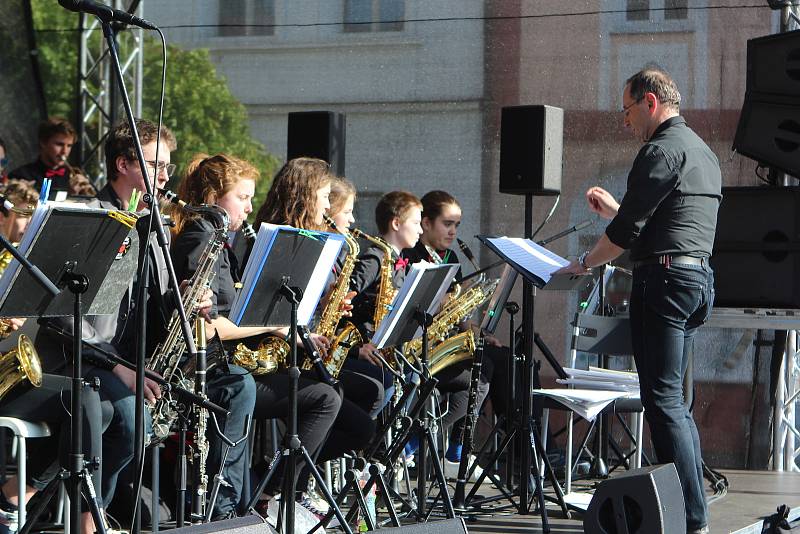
xmin=305 ymin=215 xmax=362 ymax=378
xmin=147 ymin=203 xmax=229 ymax=443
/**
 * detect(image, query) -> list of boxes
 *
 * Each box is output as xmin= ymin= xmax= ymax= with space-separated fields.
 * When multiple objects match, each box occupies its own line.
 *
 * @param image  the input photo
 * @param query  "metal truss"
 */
xmin=77 ymin=1 xmax=144 ymax=186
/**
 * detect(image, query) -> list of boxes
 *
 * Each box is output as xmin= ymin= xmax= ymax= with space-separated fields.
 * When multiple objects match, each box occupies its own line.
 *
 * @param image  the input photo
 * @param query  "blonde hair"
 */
xmin=328 ymin=176 xmax=356 ymax=219
xmin=172 ymin=153 xmax=259 ymax=233
xmin=254 ymin=157 xmax=332 ymax=231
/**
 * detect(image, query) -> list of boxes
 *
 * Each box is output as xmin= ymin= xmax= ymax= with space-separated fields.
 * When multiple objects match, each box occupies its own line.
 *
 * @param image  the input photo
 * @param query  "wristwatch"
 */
xmin=578 ymin=251 xmax=590 ymax=270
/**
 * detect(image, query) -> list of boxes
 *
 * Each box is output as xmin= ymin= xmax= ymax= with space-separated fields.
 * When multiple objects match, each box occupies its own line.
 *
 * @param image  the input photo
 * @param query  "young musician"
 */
xmin=253 ymin=159 xmax=378 ymax=450
xmin=402 ymin=190 xmax=498 ymax=476
xmin=172 ymin=155 xmax=352 ymax=515
xmin=0 ymin=183 xmax=106 ymax=534
xmin=9 ymin=117 xmax=77 ymax=200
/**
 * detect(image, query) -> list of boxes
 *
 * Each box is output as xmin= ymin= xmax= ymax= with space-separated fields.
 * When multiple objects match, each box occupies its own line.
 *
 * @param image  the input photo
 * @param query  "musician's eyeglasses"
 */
xmin=622 ymin=97 xmax=644 ymax=115
xmin=145 ymin=160 xmax=176 ymax=177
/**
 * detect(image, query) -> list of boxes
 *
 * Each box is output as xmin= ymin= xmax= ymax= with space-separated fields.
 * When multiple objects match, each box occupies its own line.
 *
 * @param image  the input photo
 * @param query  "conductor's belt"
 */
xmin=634 ymin=255 xmax=707 ymax=268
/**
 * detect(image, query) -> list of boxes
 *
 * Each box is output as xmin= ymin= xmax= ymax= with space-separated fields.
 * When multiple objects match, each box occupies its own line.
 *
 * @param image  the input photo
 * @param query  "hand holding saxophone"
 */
xmin=357 ymin=342 xmax=383 ymax=368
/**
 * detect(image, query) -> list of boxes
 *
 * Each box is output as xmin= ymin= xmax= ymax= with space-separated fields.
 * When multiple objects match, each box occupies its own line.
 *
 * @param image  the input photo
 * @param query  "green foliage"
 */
xmin=30 ymin=0 xmax=278 ymax=209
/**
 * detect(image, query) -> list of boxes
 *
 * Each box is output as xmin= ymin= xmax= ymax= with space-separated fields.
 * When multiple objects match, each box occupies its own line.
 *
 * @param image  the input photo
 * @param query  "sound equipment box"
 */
xmin=584 ymin=463 xmax=685 ymax=534
xmin=164 ymin=514 xmax=277 ymax=534
xmin=379 ymin=518 xmax=469 ymax=533
xmin=733 ymin=29 xmax=800 ymax=177
xmin=499 ymin=105 xmax=563 ymax=195
xmin=287 ymin=111 xmax=346 ymax=176
xmin=712 ymin=186 xmax=800 ymax=308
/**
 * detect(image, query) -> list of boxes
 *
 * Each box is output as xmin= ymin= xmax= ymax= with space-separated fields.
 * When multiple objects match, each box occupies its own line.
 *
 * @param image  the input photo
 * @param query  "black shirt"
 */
xmin=402 ymin=242 xmax=463 ymax=285
xmin=9 ymin=159 xmax=72 ymax=200
xmin=349 ymin=241 xmax=406 ymax=340
xmin=171 ymin=217 xmax=238 ymax=319
xmin=605 ymin=116 xmax=722 ymax=261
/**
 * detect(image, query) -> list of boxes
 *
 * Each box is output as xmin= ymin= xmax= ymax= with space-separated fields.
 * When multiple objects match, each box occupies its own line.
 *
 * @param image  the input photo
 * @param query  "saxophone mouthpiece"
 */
xmin=457 ymin=238 xmax=480 ymax=272
xmin=161 ymin=190 xmax=186 ymax=208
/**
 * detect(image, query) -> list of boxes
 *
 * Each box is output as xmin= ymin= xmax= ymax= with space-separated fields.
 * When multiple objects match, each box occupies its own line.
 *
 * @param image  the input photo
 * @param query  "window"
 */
xmin=219 ymin=0 xmax=275 ymax=37
xmin=626 ymin=0 xmax=650 ymax=21
xmin=344 ymin=0 xmax=405 ymax=33
xmin=664 ymin=0 xmax=688 ymax=20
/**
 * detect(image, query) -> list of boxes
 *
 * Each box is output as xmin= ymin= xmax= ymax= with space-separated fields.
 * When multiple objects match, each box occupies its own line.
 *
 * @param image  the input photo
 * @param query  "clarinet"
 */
xmin=453 ymin=330 xmax=485 ymax=510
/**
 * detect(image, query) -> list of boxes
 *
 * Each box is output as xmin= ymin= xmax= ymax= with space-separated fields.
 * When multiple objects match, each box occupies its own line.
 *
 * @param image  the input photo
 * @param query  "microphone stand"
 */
xmin=100 ymin=21 xmax=201 ymax=533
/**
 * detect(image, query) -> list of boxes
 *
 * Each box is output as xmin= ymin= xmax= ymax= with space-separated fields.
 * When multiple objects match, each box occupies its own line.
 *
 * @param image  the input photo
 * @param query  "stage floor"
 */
xmin=461 ymin=469 xmax=800 ymax=533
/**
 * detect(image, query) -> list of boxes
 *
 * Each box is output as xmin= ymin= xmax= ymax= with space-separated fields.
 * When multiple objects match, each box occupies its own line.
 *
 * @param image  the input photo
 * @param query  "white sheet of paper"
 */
xmin=488 ymin=236 xmax=569 ymax=284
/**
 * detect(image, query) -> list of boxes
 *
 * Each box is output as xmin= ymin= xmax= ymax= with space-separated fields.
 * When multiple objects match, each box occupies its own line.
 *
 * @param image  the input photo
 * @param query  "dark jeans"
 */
xmin=206 ymin=365 xmax=256 ymax=517
xmin=630 ymin=262 xmax=714 ymax=531
xmin=0 ymin=374 xmax=107 ymax=495
xmin=85 ymin=367 xmax=153 ymax=508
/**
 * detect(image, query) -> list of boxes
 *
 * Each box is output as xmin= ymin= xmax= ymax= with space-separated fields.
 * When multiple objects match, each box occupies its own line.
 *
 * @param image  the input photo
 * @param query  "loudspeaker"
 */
xmin=733 ymin=29 xmax=800 ymax=176
xmin=583 ymin=464 xmax=685 ymax=534
xmin=712 ymin=186 xmax=800 ymax=308
xmin=499 ymin=105 xmax=563 ymax=195
xmin=379 ymin=518 xmax=469 ymax=533
xmin=166 ymin=514 xmax=277 ymax=534
xmin=287 ymin=111 xmax=346 ymax=176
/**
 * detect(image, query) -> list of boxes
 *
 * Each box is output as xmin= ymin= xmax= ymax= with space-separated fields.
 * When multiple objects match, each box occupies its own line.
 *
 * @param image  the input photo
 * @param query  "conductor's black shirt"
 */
xmin=604 ymin=116 xmax=722 ymax=261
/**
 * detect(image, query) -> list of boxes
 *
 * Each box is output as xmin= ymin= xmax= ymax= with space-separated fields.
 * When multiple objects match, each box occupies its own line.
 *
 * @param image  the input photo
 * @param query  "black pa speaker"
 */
xmin=165 ymin=514 xmax=276 ymax=533
xmin=712 ymin=186 xmax=800 ymax=308
xmin=287 ymin=111 xmax=346 ymax=176
xmin=584 ymin=464 xmax=686 ymax=534
xmin=499 ymin=105 xmax=563 ymax=196
xmin=733 ymin=29 xmax=800 ymax=177
xmin=379 ymin=518 xmax=469 ymax=533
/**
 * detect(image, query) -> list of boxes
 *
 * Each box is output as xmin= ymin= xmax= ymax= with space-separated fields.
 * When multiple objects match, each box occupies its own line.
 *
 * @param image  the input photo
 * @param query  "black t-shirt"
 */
xmin=349 ymin=241 xmax=406 ymax=340
xmin=604 ymin=116 xmax=722 ymax=261
xmin=171 ymin=217 xmax=238 ymax=319
xmin=8 ymin=159 xmax=72 ymax=200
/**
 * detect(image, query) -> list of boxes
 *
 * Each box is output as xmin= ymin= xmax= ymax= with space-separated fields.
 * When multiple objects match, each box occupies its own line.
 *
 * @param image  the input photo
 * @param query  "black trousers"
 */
xmin=0 ymin=374 xmax=108 ymax=496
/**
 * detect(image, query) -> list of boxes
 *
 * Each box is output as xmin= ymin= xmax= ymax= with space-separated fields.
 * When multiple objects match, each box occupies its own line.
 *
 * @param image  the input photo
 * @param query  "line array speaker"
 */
xmin=287 ymin=111 xmax=346 ymax=176
xmin=499 ymin=104 xmax=563 ymax=196
xmin=583 ymin=464 xmax=686 ymax=534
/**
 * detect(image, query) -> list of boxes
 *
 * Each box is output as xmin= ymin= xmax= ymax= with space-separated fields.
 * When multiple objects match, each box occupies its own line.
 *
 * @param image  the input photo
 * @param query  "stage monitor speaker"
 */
xmin=287 ymin=111 xmax=346 ymax=176
xmin=584 ymin=463 xmax=685 ymax=534
xmin=499 ymin=105 xmax=563 ymax=196
xmin=165 ymin=514 xmax=276 ymax=534
xmin=378 ymin=518 xmax=469 ymax=533
xmin=712 ymin=186 xmax=800 ymax=309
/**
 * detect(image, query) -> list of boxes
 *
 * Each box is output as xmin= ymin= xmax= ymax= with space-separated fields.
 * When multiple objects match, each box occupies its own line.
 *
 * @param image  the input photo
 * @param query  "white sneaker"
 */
xmin=443 ymin=455 xmax=483 ymax=482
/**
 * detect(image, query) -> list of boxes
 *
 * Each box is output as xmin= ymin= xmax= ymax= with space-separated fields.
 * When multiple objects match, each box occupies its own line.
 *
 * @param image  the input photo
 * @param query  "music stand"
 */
xmin=471 ymin=235 xmax=588 ymax=525
xmin=236 ymin=227 xmax=351 ymax=534
xmin=9 ymin=204 xmax=133 ymax=534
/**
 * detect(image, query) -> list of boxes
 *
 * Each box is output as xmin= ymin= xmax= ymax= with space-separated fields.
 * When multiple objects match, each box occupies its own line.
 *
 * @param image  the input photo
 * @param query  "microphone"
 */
xmin=0 ymin=194 xmax=14 ymax=215
xmin=58 ymin=0 xmax=158 ymax=30
xmin=457 ymin=237 xmax=480 ymax=272
xmin=537 ymin=219 xmax=594 ymax=246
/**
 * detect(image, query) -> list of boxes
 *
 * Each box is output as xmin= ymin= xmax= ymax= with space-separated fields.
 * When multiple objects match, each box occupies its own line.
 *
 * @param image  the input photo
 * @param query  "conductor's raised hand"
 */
xmin=586 ymin=187 xmax=620 ymax=219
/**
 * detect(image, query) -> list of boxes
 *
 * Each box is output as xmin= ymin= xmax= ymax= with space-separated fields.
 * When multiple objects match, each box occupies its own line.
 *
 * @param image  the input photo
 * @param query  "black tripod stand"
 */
xmin=245 ymin=281 xmax=352 ymax=534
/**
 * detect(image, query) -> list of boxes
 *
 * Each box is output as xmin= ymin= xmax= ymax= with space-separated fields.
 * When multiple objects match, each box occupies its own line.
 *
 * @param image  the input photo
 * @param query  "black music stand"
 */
xmin=6 ymin=205 xmax=133 ymax=534
xmin=471 ymin=235 xmax=589 ymax=527
xmin=311 ymin=262 xmax=458 ymax=531
xmin=236 ymin=227 xmax=351 ymax=534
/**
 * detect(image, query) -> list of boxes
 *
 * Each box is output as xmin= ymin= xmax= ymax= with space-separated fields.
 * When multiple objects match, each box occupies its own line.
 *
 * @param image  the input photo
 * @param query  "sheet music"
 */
xmin=488 ymin=236 xmax=569 ymax=284
xmin=297 ymin=234 xmax=345 ymax=325
xmin=533 ymin=388 xmax=634 ymax=421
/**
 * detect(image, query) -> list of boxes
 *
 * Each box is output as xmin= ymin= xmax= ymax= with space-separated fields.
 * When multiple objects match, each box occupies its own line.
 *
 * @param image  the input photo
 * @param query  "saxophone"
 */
xmin=350 ymin=228 xmax=398 ymax=329
xmin=0 ymin=245 xmax=19 ymax=340
xmin=148 ymin=203 xmax=229 ymax=443
xmin=305 ymin=215 xmax=362 ymax=378
xmin=405 ymin=277 xmax=500 ymax=374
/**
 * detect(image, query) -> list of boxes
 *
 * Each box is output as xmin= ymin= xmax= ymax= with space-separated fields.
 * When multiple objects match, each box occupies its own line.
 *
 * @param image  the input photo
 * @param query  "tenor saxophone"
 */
xmin=147 ymin=202 xmax=229 ymax=443
xmin=306 ymin=215 xmax=362 ymax=378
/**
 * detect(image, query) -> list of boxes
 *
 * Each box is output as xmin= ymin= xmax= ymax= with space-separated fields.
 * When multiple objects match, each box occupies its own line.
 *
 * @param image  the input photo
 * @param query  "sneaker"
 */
xmin=445 ymin=443 xmax=463 ymax=463
xmin=0 ymin=492 xmax=18 ymax=534
xmin=296 ymin=496 xmax=338 ymax=529
xmin=443 ymin=455 xmax=483 ymax=482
